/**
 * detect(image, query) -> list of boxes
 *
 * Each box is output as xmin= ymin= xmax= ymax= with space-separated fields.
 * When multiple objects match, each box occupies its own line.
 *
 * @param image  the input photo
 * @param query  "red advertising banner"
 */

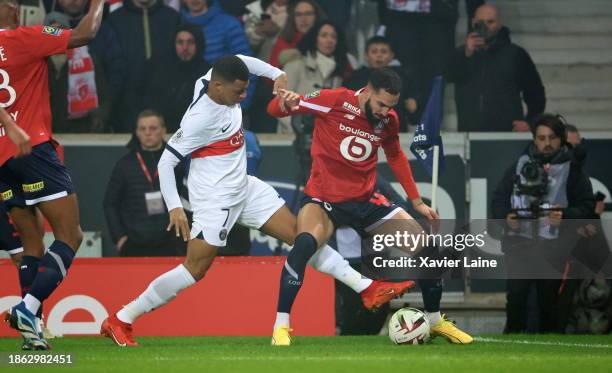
xmin=0 ymin=257 xmax=335 ymax=337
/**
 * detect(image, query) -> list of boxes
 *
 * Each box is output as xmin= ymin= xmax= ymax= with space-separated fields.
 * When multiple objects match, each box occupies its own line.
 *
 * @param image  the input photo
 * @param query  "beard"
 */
xmin=365 ymin=99 xmax=380 ymax=126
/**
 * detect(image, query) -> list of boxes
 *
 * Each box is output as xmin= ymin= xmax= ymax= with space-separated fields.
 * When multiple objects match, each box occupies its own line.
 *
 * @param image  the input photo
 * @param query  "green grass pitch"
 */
xmin=1 ymin=335 xmax=611 ymax=372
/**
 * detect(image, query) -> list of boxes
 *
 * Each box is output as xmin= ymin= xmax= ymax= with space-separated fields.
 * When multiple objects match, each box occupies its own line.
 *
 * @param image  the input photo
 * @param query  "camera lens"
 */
xmin=521 ymin=162 xmax=540 ymax=181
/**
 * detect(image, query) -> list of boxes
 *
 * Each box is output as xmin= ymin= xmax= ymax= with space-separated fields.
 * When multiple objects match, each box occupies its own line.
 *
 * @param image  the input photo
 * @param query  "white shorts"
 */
xmin=190 ymin=176 xmax=285 ymax=247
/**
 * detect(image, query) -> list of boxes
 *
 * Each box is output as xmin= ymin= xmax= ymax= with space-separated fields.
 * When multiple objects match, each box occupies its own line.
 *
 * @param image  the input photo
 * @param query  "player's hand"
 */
xmin=465 ymin=32 xmax=485 ymax=57
xmin=167 ymin=207 xmax=190 ymax=242
xmin=272 ymin=73 xmax=288 ymax=95
xmin=5 ymin=124 xmax=32 ymax=158
xmin=548 ymin=205 xmax=563 ymax=227
xmin=412 ymin=199 xmax=439 ymax=229
xmin=506 ymin=212 xmax=519 ymax=231
xmin=116 ymin=235 xmax=128 ymax=251
xmin=277 ymin=89 xmax=300 ymax=112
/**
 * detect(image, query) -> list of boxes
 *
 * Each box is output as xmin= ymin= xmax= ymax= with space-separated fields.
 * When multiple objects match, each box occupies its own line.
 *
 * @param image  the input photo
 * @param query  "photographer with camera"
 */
xmin=491 ymin=114 xmax=595 ymax=333
xmin=446 ymin=4 xmax=546 ymax=132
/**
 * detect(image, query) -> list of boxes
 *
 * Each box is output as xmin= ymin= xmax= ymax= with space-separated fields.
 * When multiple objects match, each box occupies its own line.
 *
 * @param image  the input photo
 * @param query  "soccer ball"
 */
xmin=388 ymin=307 xmax=430 ymax=345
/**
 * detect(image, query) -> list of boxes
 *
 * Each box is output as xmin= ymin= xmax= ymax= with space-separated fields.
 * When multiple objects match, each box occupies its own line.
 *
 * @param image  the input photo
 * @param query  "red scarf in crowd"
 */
xmin=67 ymin=46 xmax=99 ymax=119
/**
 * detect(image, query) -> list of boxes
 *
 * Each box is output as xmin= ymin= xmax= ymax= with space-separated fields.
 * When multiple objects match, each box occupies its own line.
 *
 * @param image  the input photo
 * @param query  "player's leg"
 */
xmin=101 ymin=238 xmax=206 ymax=347
xmin=5 ymin=143 xmax=82 ymax=330
xmin=17 ymin=195 xmax=83 ymax=320
xmin=259 ymin=204 xmax=409 ymax=309
xmin=259 ymin=204 xmax=373 ymax=295
xmin=102 ymin=206 xmax=237 ymax=346
xmin=0 ymin=166 xmax=51 ymax=350
xmin=1 ymin=182 xmax=45 ymax=306
xmin=369 ymin=208 xmax=473 ymax=344
xmin=9 ymin=206 xmax=47 ymax=300
xmin=116 ymin=238 xmax=211 ymax=323
xmin=272 ymin=203 xmax=335 ymax=345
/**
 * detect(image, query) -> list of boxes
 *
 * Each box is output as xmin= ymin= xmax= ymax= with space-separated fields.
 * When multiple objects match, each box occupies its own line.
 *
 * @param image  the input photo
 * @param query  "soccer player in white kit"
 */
xmin=100 ymin=55 xmax=414 ymax=346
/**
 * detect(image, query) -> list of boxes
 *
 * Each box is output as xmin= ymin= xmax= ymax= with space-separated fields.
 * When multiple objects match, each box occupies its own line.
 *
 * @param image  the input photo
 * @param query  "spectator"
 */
xmin=141 ymin=24 xmax=210 ymax=132
xmin=104 ymin=110 xmax=187 ymax=257
xmin=181 ymin=0 xmax=251 ymax=64
xmin=106 ymin=0 xmax=180 ymax=133
xmin=244 ymin=0 xmax=289 ymax=61
xmin=344 ymin=35 xmax=418 ymax=131
xmin=182 ymin=0 xmax=256 ymax=107
xmin=243 ymin=0 xmax=290 ymax=133
xmin=377 ymin=0 xmax=483 ymax=120
xmin=491 ymin=114 xmax=595 ymax=333
xmin=269 ymin=0 xmax=326 ymax=68
xmin=45 ymin=11 xmax=111 ymax=133
xmin=56 ymin=0 xmax=126 ymax=103
xmin=446 ymin=4 xmax=546 ymax=132
xmin=279 ymin=20 xmax=349 ymax=132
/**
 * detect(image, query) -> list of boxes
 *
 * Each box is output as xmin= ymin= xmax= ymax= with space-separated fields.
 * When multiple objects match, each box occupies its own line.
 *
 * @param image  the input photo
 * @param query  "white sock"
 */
xmin=308 ymin=245 xmax=373 ymax=293
xmin=23 ymin=294 xmax=41 ymax=315
xmin=116 ymin=264 xmax=196 ymax=324
xmin=274 ymin=312 xmax=290 ymax=330
xmin=425 ymin=311 xmax=442 ymax=325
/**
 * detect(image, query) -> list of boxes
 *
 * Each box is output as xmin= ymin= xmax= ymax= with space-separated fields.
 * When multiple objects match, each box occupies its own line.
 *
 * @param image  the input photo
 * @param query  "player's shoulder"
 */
xmin=302 ymin=87 xmax=350 ymax=106
xmin=5 ymin=25 xmax=61 ymax=38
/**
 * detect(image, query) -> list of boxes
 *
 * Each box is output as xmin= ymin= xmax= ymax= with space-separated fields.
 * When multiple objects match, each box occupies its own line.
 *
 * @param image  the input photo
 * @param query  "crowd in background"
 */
xmin=29 ymin=0 xmax=547 ymax=134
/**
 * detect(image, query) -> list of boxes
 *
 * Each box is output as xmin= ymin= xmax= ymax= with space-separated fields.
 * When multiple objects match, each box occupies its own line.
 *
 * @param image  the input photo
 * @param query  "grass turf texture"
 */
xmin=1 ymin=335 xmax=611 ymax=372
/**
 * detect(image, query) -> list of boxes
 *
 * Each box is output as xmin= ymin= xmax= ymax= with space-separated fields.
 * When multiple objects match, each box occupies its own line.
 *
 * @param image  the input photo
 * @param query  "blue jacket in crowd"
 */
xmin=181 ymin=5 xmax=256 ymax=108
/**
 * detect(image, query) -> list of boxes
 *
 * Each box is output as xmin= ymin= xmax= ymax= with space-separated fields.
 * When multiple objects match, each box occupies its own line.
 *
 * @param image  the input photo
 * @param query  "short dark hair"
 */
xmin=368 ymin=67 xmax=402 ymax=95
xmin=137 ymin=109 xmax=166 ymax=128
xmin=211 ymin=55 xmax=249 ymax=83
xmin=365 ymin=36 xmax=393 ymax=53
xmin=530 ymin=113 xmax=567 ymax=143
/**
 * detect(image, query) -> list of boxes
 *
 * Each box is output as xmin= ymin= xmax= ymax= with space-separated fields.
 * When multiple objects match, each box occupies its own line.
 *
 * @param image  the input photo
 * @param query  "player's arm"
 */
xmin=267 ymin=89 xmax=336 ymax=117
xmin=382 ymin=128 xmax=439 ymax=223
xmin=68 ymin=0 xmax=105 ymax=48
xmin=158 ymin=114 xmax=211 ymax=241
xmin=0 ymin=107 xmax=31 ymax=157
xmin=234 ymin=55 xmax=287 ymax=93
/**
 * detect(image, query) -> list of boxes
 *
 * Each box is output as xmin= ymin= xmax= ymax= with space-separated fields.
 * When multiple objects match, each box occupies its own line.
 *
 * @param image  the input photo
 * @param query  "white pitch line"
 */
xmin=474 ymin=337 xmax=612 ymax=349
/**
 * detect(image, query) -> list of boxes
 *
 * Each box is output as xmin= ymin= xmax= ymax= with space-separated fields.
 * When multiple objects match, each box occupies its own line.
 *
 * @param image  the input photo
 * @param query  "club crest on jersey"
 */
xmin=171 ymin=130 xmax=183 ymax=143
xmin=342 ymin=102 xmax=361 ymax=115
xmin=42 ymin=26 xmax=63 ymax=36
xmin=219 ymin=228 xmax=228 ymax=241
xmin=304 ymin=90 xmax=320 ymax=99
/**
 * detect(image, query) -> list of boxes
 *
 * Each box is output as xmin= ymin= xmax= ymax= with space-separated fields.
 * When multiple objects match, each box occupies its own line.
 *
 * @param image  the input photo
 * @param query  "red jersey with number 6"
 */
xmin=0 ymin=25 xmax=71 ymax=166
xmin=267 ymin=87 xmax=420 ymax=203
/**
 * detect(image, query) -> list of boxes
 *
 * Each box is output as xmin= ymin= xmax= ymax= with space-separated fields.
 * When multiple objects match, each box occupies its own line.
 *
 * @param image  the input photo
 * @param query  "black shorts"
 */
xmin=0 ymin=142 xmax=74 ymax=207
xmin=301 ymin=192 xmax=403 ymax=237
xmin=0 ymin=202 xmax=22 ymax=254
xmin=0 ymin=179 xmax=26 ymax=209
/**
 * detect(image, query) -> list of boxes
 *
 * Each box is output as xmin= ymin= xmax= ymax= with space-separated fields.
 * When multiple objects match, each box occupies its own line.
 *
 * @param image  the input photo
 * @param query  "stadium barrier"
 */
xmin=0 ymin=257 xmax=334 ymax=337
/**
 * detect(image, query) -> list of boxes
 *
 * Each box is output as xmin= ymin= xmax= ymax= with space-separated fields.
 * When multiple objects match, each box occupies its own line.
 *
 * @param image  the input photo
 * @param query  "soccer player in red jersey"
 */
xmin=0 ymin=0 xmax=105 ymax=350
xmin=267 ymin=68 xmax=473 ymax=345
